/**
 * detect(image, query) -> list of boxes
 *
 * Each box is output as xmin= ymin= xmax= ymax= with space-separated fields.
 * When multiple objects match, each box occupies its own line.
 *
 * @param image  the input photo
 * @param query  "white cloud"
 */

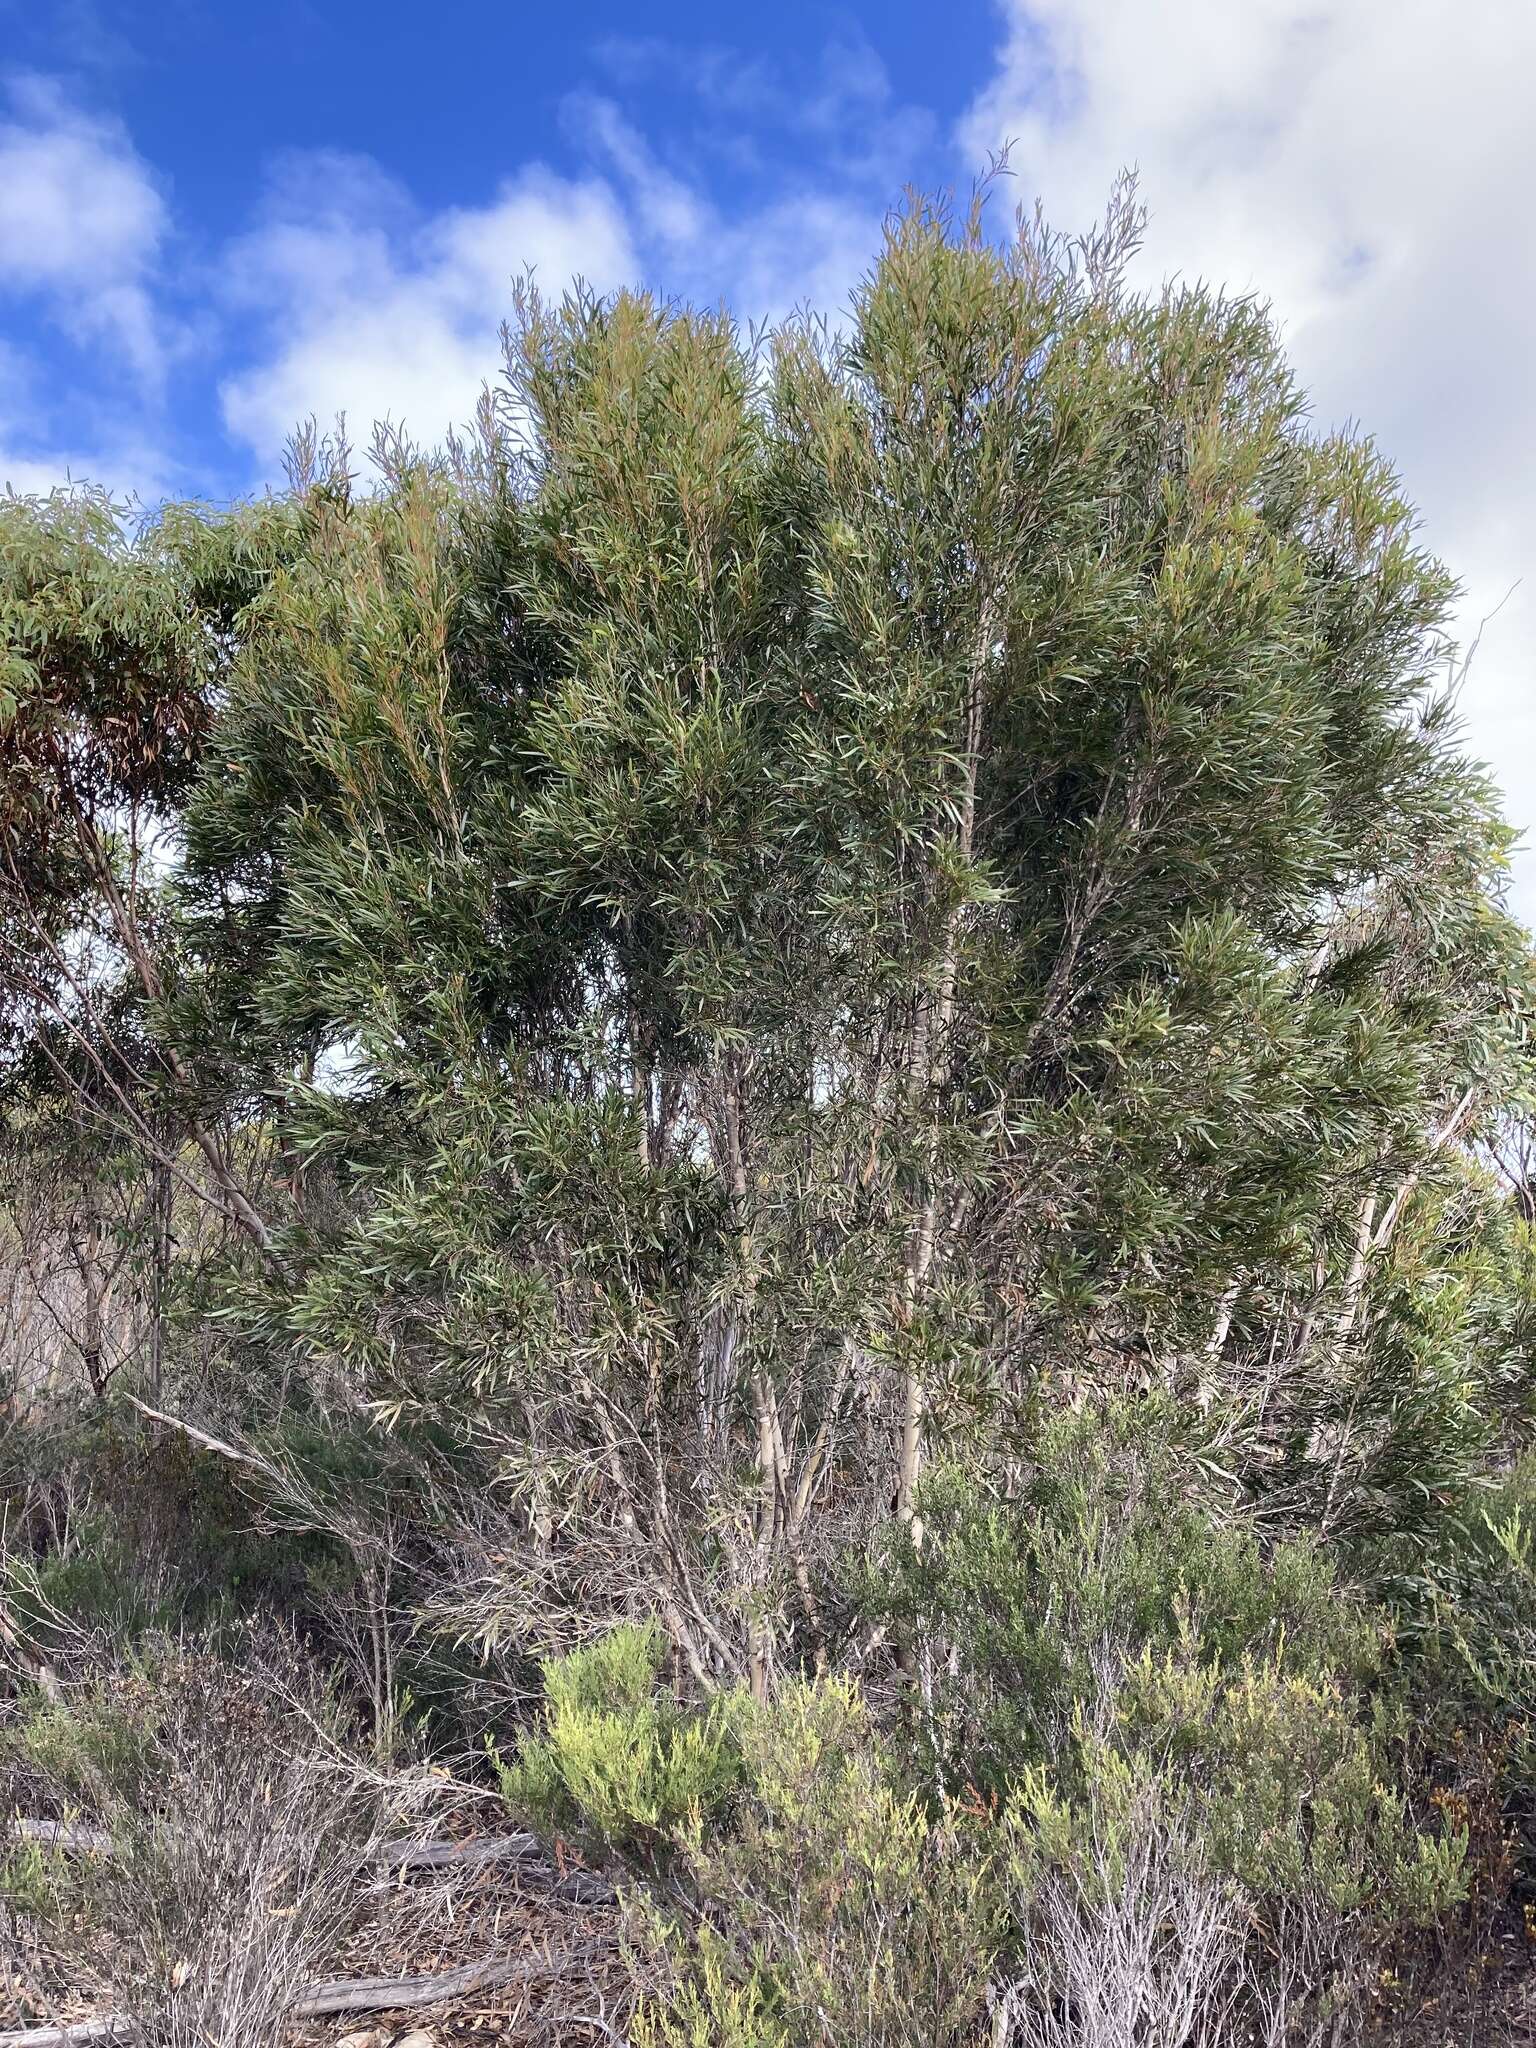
xmin=217 ymin=40 xmax=921 ymax=477
xmin=0 ymin=331 xmax=176 ymax=507
xmin=962 ymin=0 xmax=1536 ymax=910
xmin=0 ymin=73 xmax=168 ymax=386
xmin=570 ymin=96 xmax=708 ymax=248
xmin=0 ymin=437 xmax=173 ymax=505
xmin=570 ymin=94 xmax=880 ymax=321
xmin=218 ymin=155 xmax=639 ymax=470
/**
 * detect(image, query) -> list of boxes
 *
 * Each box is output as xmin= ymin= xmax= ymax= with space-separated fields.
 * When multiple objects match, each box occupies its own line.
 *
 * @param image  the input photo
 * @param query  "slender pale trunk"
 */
xmin=147 ymin=1154 xmax=172 ymax=1403
xmin=1372 ymin=1086 xmax=1477 ymax=1257
xmin=895 ymin=607 xmax=991 ymax=1535
xmin=717 ymin=1055 xmax=781 ymax=1697
xmin=70 ymin=1190 xmax=110 ymax=1401
xmin=1195 ymin=1277 xmax=1242 ymax=1412
xmin=1207 ymin=1279 xmax=1240 ymax=1361
xmin=1336 ymin=1190 xmax=1379 ymax=1337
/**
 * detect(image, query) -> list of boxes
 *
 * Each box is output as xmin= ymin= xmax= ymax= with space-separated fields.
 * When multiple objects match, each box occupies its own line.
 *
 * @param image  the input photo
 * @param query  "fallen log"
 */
xmin=0 ymin=1959 xmax=530 ymax=2045
xmin=292 ymin=1958 xmax=525 ymax=2014
xmin=0 ymin=2021 xmax=130 ymax=2048
xmin=375 ymin=1830 xmax=543 ymax=1870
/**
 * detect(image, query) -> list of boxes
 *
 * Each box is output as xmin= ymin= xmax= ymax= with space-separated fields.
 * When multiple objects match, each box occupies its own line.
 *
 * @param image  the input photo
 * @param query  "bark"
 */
xmin=895 ymin=604 xmax=992 ymax=1531
xmin=0 ymin=2023 xmax=131 ymax=2048
xmin=291 ymin=1959 xmax=527 ymax=2015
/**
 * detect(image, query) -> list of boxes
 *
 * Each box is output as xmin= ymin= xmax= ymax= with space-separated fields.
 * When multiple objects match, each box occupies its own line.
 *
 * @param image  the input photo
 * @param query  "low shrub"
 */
xmin=856 ymin=1402 xmax=1383 ymax=1795
xmin=507 ymin=1408 xmax=1476 ymax=2047
xmin=3 ymin=1630 xmax=432 ymax=2048
xmin=494 ymin=1620 xmax=742 ymax=1875
xmin=634 ymin=1678 xmax=1002 ymax=2048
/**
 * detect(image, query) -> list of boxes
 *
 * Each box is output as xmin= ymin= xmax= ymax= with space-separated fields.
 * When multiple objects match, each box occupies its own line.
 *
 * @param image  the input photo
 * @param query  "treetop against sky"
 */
xmin=0 ymin=0 xmax=1532 ymax=913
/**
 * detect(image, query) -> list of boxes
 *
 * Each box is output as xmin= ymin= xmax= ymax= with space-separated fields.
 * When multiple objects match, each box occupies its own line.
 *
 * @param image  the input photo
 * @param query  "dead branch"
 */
xmin=0 ymin=2023 xmax=131 ymax=2048
xmin=8 ymin=1818 xmax=544 ymax=1873
xmin=0 ymin=1961 xmax=532 ymax=2045
xmin=8 ymin=1819 xmax=114 ymax=1856
xmin=377 ymin=1831 xmax=542 ymax=1870
xmin=122 ymin=1399 xmax=279 ymax=1480
xmin=292 ymin=1958 xmax=526 ymax=2014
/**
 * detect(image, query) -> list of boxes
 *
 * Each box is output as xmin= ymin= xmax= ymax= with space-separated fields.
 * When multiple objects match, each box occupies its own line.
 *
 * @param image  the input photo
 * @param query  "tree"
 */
xmin=0 ymin=486 xmax=300 ymax=1265
xmin=114 ymin=186 xmax=1521 ymax=1694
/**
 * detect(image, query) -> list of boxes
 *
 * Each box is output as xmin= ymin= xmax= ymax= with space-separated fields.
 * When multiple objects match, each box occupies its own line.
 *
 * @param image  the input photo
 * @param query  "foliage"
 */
xmin=2 ymin=179 xmax=1536 ymax=2041
xmin=632 ymin=1675 xmax=1002 ymax=2048
xmin=858 ymin=1401 xmax=1382 ymax=1788
xmin=495 ymin=1621 xmax=741 ymax=1872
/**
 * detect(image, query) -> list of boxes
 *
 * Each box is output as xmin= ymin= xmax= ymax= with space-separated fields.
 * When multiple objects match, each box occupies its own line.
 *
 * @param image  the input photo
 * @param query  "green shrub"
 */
xmin=1122 ymin=1654 xmax=1462 ymax=1919
xmin=852 ymin=1408 xmax=1470 ymax=2039
xmin=1003 ymin=1693 xmax=1460 ymax=2046
xmin=636 ymin=1678 xmax=1001 ymax=2048
xmin=5 ymin=1666 xmax=161 ymax=1814
xmin=492 ymin=1590 xmax=1468 ymax=2048
xmin=858 ymin=1403 xmax=1384 ymax=1795
xmin=494 ymin=1622 xmax=742 ymax=1872
xmin=0 ymin=1835 xmax=68 ymax=1920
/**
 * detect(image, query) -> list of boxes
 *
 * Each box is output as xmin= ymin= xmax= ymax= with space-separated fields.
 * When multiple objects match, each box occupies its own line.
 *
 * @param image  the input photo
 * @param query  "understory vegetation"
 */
xmin=4 ymin=183 xmax=1536 ymax=2043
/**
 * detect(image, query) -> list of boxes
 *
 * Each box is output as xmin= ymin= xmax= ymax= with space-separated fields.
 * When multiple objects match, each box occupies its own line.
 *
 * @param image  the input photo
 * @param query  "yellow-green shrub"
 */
xmin=494 ymin=1622 xmax=741 ymax=1871
xmin=637 ymin=1678 xmax=1002 ymax=2048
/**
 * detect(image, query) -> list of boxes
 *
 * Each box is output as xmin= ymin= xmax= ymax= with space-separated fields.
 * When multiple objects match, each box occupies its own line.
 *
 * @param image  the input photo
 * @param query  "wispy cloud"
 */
xmin=592 ymin=31 xmax=936 ymax=190
xmin=0 ymin=73 xmax=169 ymax=389
xmin=216 ymin=41 xmax=927 ymax=473
xmin=217 ymin=153 xmax=637 ymax=469
xmin=567 ymin=91 xmax=883 ymax=320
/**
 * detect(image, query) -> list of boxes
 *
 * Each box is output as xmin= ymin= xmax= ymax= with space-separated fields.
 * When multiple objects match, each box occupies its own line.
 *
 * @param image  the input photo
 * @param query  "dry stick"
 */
xmin=122 ymin=1397 xmax=281 ymax=1484
xmin=376 ymin=1832 xmax=543 ymax=1871
xmin=8 ymin=1819 xmax=114 ymax=1856
xmin=0 ymin=1962 xmax=537 ymax=2047
xmin=8 ymin=1817 xmax=544 ymax=1873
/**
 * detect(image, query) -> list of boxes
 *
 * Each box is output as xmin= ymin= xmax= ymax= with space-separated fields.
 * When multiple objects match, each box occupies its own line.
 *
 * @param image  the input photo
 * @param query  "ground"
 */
xmin=1 ymin=1816 xmax=631 ymax=2046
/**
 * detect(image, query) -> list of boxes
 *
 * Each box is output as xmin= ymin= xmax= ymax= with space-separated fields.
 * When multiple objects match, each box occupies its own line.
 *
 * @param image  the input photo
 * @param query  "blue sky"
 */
xmin=0 ymin=1 xmax=995 ymax=501
xmin=2 ymin=0 xmax=1533 ymax=909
